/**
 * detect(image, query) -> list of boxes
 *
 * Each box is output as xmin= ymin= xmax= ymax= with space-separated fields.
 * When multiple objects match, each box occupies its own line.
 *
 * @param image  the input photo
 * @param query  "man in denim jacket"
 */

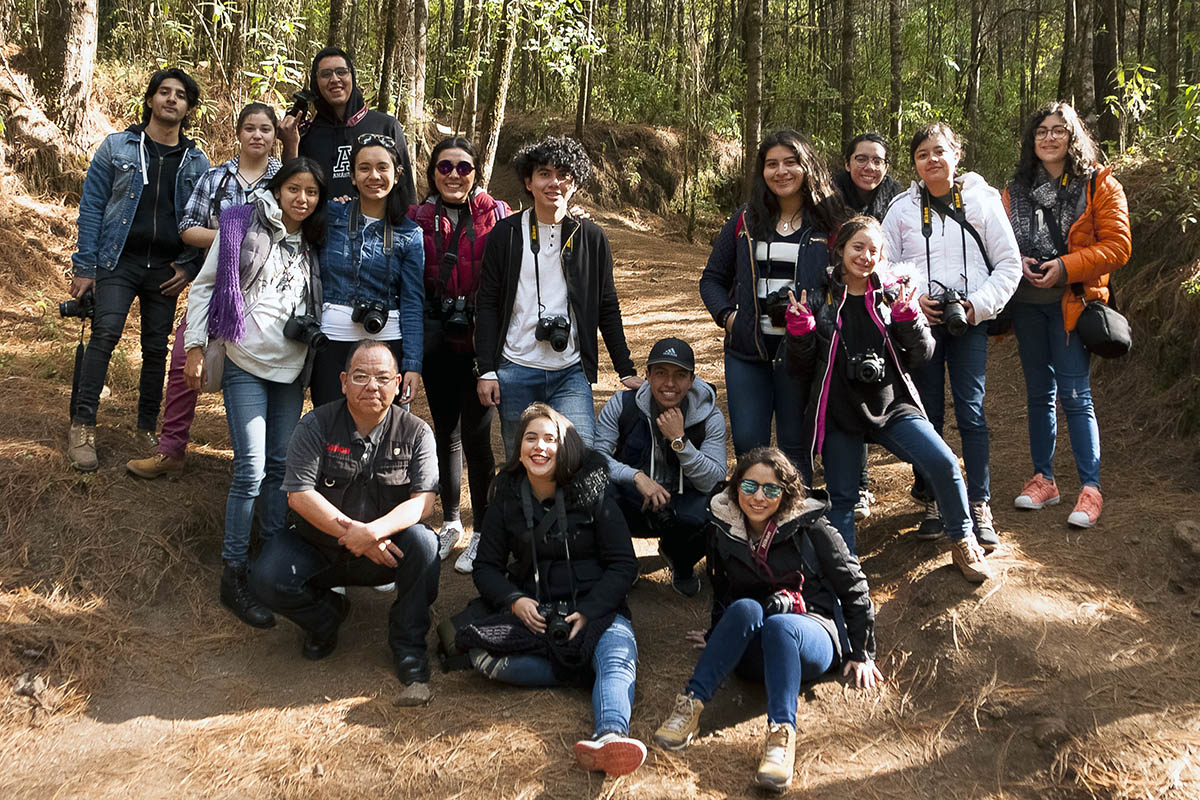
xmin=67 ymin=68 xmax=209 ymax=471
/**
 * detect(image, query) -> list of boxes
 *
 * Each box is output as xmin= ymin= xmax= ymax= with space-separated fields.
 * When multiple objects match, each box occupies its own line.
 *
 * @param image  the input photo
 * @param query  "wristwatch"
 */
xmin=670 ymin=436 xmax=686 ymax=453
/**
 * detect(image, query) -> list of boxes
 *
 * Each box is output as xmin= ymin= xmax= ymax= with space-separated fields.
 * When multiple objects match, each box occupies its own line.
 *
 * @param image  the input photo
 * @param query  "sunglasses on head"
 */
xmin=436 ymin=159 xmax=476 ymax=177
xmin=739 ymin=479 xmax=784 ymax=499
xmin=357 ymin=133 xmax=396 ymax=150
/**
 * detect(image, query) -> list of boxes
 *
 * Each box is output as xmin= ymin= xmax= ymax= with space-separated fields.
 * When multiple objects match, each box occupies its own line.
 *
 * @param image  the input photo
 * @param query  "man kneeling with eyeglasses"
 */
xmin=252 ymin=340 xmax=441 ymax=705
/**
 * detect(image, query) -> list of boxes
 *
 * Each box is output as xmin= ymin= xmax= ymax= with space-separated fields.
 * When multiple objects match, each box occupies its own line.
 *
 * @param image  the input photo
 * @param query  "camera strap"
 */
xmin=348 ymin=197 xmax=394 ymax=302
xmin=528 ymin=210 xmax=576 ymax=317
xmin=520 ymin=478 xmax=578 ymax=609
xmin=433 ymin=198 xmax=474 ymax=296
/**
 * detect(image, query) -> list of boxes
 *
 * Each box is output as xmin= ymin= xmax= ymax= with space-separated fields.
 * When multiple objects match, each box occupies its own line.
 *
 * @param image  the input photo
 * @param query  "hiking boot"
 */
xmin=1015 ymin=473 xmax=1061 ymax=510
xmin=574 ymin=732 xmax=647 ymax=776
xmin=754 ymin=722 xmax=796 ymax=793
xmin=126 ymin=452 xmax=184 ymax=479
xmin=1067 ymin=486 xmax=1103 ymax=528
xmin=394 ymin=680 xmax=432 ymax=707
xmin=653 ymin=693 xmax=704 ymax=750
xmin=454 ymin=530 xmax=481 ymax=574
xmin=658 ymin=542 xmax=701 ymax=597
xmin=951 ymin=537 xmax=992 ymax=583
xmin=219 ymin=563 xmax=275 ymax=629
xmin=134 ymin=429 xmax=159 ymax=451
xmin=970 ymin=500 xmax=999 ymax=553
xmin=437 ymin=519 xmax=464 ymax=560
xmin=68 ymin=423 xmax=98 ymax=472
xmin=302 ymin=629 xmax=338 ymax=660
xmin=915 ymin=499 xmax=944 ymax=540
xmin=854 ymin=490 xmax=876 ymax=522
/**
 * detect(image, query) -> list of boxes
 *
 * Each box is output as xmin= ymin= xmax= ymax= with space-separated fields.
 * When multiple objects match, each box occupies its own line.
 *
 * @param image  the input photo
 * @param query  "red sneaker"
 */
xmin=1014 ymin=474 xmax=1060 ymax=510
xmin=574 ymin=732 xmax=647 ymax=776
xmin=1067 ymin=486 xmax=1103 ymax=528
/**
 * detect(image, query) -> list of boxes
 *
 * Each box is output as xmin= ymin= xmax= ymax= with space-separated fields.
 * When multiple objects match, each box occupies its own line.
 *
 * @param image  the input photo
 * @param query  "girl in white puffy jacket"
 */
xmin=880 ymin=122 xmax=1021 ymax=554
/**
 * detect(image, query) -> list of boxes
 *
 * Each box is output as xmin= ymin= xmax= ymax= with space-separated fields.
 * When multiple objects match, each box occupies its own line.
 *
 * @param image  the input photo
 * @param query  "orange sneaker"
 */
xmin=1067 ymin=486 xmax=1103 ymax=528
xmin=1014 ymin=474 xmax=1060 ymax=510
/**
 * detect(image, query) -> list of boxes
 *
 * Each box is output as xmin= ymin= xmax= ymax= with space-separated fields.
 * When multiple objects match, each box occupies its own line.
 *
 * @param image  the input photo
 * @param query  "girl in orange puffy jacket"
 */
xmin=1002 ymin=102 xmax=1132 ymax=529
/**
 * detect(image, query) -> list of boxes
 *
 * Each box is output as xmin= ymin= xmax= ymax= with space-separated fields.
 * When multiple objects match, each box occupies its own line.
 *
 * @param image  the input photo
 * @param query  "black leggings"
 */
xmin=422 ymin=342 xmax=495 ymax=525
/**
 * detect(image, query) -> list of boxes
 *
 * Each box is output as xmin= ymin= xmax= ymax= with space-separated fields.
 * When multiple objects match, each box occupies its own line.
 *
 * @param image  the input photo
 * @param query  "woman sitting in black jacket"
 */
xmin=651 ymin=446 xmax=880 ymax=794
xmin=459 ymin=402 xmax=644 ymax=777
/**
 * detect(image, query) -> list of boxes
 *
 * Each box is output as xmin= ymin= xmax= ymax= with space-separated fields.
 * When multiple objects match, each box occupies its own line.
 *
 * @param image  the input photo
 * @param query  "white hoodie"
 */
xmin=881 ymin=172 xmax=1021 ymax=323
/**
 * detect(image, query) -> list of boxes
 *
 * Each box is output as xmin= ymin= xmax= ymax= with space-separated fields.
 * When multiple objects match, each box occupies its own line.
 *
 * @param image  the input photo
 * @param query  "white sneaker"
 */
xmin=454 ymin=530 xmax=481 ymax=574
xmin=437 ymin=520 xmax=464 ymax=560
xmin=331 ymin=586 xmax=348 ymax=596
xmin=373 ymin=582 xmax=396 ymax=593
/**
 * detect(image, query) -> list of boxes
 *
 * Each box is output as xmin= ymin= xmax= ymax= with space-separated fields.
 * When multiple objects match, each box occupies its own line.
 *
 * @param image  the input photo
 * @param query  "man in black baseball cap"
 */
xmin=593 ymin=337 xmax=727 ymax=596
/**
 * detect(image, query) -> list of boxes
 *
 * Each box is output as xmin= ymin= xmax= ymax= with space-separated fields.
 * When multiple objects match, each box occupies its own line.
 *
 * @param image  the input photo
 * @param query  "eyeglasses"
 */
xmin=349 ymin=372 xmax=399 ymax=386
xmin=852 ymin=154 xmax=889 ymax=168
xmin=738 ymin=479 xmax=784 ymax=499
xmin=1035 ymin=125 xmax=1070 ymax=140
xmin=357 ymin=133 xmax=396 ymax=150
xmin=436 ymin=159 xmax=476 ymax=177
xmin=317 ymin=67 xmax=351 ymax=81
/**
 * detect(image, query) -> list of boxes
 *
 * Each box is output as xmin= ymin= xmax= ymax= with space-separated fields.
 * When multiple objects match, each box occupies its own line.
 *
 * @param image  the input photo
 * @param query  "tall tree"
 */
xmin=964 ymin=0 xmax=984 ymax=152
xmin=1058 ymin=0 xmax=1076 ymax=103
xmin=576 ymin=0 xmax=595 ymax=138
xmin=378 ymin=0 xmax=402 ymax=114
xmin=411 ymin=0 xmax=429 ymax=120
xmin=38 ymin=0 xmax=97 ymax=142
xmin=328 ymin=0 xmax=348 ymax=47
xmin=1093 ymin=0 xmax=1120 ymax=143
xmin=888 ymin=0 xmax=902 ymax=141
xmin=743 ymin=0 xmax=763 ymax=191
xmin=839 ymin=0 xmax=855 ymax=145
xmin=1166 ymin=0 xmax=1181 ymax=103
xmin=477 ymin=0 xmax=518 ymax=188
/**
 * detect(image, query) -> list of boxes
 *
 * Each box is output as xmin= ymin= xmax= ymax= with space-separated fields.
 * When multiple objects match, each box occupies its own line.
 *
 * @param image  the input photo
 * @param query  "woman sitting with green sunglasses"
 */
xmin=651 ymin=446 xmax=880 ymax=793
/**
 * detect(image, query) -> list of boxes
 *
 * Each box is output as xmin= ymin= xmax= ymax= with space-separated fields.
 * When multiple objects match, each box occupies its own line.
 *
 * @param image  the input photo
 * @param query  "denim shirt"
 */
xmin=71 ymin=127 xmax=209 ymax=279
xmin=321 ymin=201 xmax=426 ymax=372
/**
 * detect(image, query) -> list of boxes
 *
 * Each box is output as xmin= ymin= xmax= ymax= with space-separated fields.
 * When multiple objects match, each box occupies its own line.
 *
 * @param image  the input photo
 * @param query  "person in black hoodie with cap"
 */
xmin=279 ymin=46 xmax=415 ymax=201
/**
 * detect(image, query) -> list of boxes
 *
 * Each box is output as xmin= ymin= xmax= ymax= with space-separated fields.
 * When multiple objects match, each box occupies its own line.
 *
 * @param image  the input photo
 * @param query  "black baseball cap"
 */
xmin=646 ymin=337 xmax=695 ymax=371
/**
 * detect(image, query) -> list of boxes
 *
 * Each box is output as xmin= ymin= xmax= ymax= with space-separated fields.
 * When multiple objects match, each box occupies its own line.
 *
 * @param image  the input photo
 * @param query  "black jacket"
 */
xmin=834 ymin=171 xmax=902 ymax=222
xmin=473 ymin=212 xmax=636 ymax=382
xmin=472 ymin=452 xmax=637 ymax=621
xmin=706 ymin=489 xmax=876 ymax=663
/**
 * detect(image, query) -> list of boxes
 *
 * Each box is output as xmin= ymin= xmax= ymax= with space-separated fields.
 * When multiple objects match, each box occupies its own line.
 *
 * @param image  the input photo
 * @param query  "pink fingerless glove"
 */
xmin=891 ymin=299 xmax=920 ymax=322
xmin=785 ymin=304 xmax=816 ymax=336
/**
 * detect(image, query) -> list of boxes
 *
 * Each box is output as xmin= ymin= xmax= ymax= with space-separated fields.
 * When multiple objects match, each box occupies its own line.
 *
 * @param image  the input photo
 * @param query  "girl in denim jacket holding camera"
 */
xmin=698 ymin=130 xmax=847 ymax=481
xmin=408 ymin=137 xmax=510 ymax=570
xmin=311 ymin=134 xmax=425 ymax=408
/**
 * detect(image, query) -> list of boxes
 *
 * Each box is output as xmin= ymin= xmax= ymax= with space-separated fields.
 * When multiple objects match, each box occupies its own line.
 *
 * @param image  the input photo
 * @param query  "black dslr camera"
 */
xmin=352 ymin=299 xmax=389 ymax=335
xmin=535 ymin=315 xmax=571 ymax=352
xmin=440 ymin=295 xmax=471 ymax=334
xmin=763 ymin=287 xmax=792 ymax=328
xmin=287 ymin=89 xmax=317 ymax=119
xmin=283 ymin=313 xmax=329 ymax=351
xmin=59 ymin=290 xmax=95 ymax=319
xmin=538 ymin=600 xmax=574 ymax=646
xmin=933 ymin=288 xmax=970 ymax=337
xmin=847 ymin=350 xmax=886 ymax=385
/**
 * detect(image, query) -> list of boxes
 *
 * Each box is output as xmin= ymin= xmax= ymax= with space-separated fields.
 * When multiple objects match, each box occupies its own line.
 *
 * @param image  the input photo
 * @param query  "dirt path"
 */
xmin=2 ymin=207 xmax=1199 ymax=799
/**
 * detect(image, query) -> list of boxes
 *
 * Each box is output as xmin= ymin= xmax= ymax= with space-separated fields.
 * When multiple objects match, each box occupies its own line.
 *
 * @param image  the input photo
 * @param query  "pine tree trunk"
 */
xmin=1059 ymin=0 xmax=1075 ymax=103
xmin=1166 ymin=0 xmax=1181 ymax=103
xmin=226 ymin=0 xmax=246 ymax=87
xmin=743 ymin=0 xmax=763 ymax=192
xmin=1093 ymin=0 xmax=1120 ymax=143
xmin=888 ymin=0 xmax=901 ymax=140
xmin=964 ymin=0 xmax=983 ymax=152
xmin=839 ymin=0 xmax=855 ymax=145
xmin=37 ymin=0 xmax=97 ymax=142
xmin=575 ymin=0 xmax=594 ymax=138
xmin=477 ymin=0 xmax=518 ymax=189
xmin=328 ymin=0 xmax=347 ymax=47
xmin=411 ymin=0 xmax=428 ymax=121
xmin=378 ymin=0 xmax=401 ymax=114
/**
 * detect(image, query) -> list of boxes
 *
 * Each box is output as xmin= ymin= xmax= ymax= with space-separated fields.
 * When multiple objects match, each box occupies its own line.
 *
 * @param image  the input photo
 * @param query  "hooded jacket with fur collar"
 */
xmin=706 ymin=489 xmax=876 ymax=663
xmin=472 ymin=451 xmax=637 ymax=622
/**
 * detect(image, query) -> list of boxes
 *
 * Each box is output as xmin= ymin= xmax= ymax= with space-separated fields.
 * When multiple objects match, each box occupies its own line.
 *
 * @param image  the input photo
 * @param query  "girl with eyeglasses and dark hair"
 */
xmin=1002 ymin=102 xmax=1131 ymax=528
xmin=835 ymin=132 xmax=903 ymax=222
xmin=651 ymin=445 xmax=879 ymax=794
xmin=310 ymin=134 xmax=426 ymax=410
xmin=698 ymin=130 xmax=849 ymax=481
xmin=182 ymin=157 xmax=328 ymax=629
xmin=407 ymin=137 xmax=511 ymax=571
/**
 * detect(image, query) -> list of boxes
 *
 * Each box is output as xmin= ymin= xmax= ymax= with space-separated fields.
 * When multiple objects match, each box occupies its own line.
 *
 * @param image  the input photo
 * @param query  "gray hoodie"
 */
xmin=594 ymin=376 xmax=727 ymax=494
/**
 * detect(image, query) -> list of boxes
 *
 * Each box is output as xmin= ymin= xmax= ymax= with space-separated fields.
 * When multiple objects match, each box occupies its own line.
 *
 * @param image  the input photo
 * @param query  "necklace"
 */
xmin=779 ymin=210 xmax=802 ymax=233
xmin=237 ymin=165 xmax=268 ymax=188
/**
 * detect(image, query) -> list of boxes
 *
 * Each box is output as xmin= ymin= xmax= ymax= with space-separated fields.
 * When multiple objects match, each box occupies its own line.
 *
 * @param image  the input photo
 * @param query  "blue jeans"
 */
xmin=823 ymin=415 xmax=973 ymax=552
xmin=610 ymin=482 xmax=709 ymax=575
xmin=724 ymin=350 xmax=811 ymax=483
xmin=685 ymin=598 xmax=834 ymax=727
xmin=473 ymin=614 xmax=638 ymax=737
xmin=496 ymin=359 xmax=595 ymax=457
xmin=1011 ymin=302 xmax=1100 ymax=489
xmin=911 ymin=324 xmax=990 ymax=503
xmin=221 ymin=359 xmax=304 ymax=566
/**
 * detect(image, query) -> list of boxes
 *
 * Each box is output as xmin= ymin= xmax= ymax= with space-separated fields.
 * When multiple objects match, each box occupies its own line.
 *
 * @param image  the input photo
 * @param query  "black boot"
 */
xmin=220 ymin=563 xmax=275 ymax=629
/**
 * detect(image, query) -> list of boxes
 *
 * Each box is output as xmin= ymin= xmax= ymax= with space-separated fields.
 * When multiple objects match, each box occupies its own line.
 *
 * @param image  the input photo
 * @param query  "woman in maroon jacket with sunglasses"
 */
xmin=408 ymin=137 xmax=511 ymax=573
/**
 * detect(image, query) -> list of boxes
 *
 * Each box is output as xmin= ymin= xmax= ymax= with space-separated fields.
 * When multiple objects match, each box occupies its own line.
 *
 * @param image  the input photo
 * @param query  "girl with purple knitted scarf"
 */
xmin=183 ymin=158 xmax=328 ymax=629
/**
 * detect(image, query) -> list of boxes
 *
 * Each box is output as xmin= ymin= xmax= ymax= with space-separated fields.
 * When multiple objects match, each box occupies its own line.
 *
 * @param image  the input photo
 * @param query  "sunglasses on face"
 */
xmin=739 ymin=479 xmax=784 ymax=499
xmin=357 ymin=133 xmax=396 ymax=150
xmin=436 ymin=159 xmax=476 ymax=177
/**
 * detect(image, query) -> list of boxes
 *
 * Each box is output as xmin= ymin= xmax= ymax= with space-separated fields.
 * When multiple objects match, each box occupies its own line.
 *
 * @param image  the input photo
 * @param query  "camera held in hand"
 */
xmin=535 ymin=315 xmax=571 ymax=352
xmin=59 ymin=290 xmax=95 ymax=320
xmin=440 ymin=295 xmax=472 ymax=335
xmin=644 ymin=504 xmax=678 ymax=534
xmin=352 ymin=299 xmax=389 ymax=335
xmin=283 ymin=313 xmax=329 ymax=351
xmin=934 ymin=288 xmax=970 ymax=337
xmin=762 ymin=591 xmax=795 ymax=617
xmin=287 ymin=89 xmax=316 ymax=119
xmin=847 ymin=350 xmax=886 ymax=385
xmin=763 ymin=286 xmax=792 ymax=328
xmin=538 ymin=600 xmax=574 ymax=646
